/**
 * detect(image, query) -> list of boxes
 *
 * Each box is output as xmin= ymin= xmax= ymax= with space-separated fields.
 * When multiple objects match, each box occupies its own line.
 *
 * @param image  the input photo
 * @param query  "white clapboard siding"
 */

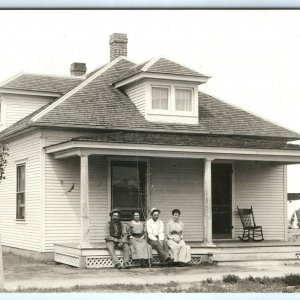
xmin=124 ymin=82 xmax=146 ymax=115
xmin=150 ymin=158 xmax=203 ymax=241
xmin=44 ymin=155 xmax=81 ymax=251
xmin=44 ymin=138 xmax=109 ymax=251
xmin=88 ymin=156 xmax=108 ymax=244
xmin=0 ymin=94 xmax=52 ymax=132
xmin=43 ymin=130 xmax=100 ymax=251
xmin=234 ymin=162 xmax=286 ymax=240
xmin=0 ymin=131 xmax=42 ymax=251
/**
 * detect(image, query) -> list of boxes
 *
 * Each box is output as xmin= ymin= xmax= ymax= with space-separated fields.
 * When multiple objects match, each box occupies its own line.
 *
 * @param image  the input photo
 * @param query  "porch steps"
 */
xmin=54 ymin=241 xmax=300 ymax=268
xmin=212 ymin=244 xmax=300 ymax=266
xmin=216 ymin=260 xmax=300 ymax=267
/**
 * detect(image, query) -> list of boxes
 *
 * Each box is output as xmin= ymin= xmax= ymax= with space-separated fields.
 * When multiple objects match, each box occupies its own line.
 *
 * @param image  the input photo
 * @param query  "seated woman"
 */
xmin=166 ymin=209 xmax=191 ymax=266
xmin=128 ymin=211 xmax=153 ymax=267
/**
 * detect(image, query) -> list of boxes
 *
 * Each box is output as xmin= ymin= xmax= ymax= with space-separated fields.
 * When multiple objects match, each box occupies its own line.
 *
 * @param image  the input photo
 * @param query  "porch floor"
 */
xmin=54 ymin=239 xmax=300 ymax=268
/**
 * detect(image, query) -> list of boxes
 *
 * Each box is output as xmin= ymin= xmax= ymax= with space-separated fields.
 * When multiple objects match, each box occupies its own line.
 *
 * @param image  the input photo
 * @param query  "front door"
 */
xmin=212 ymin=163 xmax=232 ymax=239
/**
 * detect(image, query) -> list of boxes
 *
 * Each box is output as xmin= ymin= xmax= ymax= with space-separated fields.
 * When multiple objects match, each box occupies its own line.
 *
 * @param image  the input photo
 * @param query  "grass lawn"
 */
xmin=8 ymin=274 xmax=300 ymax=293
xmin=2 ymin=252 xmax=300 ymax=293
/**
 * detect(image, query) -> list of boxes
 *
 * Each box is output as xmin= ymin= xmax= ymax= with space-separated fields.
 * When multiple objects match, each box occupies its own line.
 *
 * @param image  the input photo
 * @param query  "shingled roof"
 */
xmin=0 ymin=57 xmax=299 ymax=142
xmin=69 ymin=132 xmax=300 ymax=150
xmin=0 ymin=73 xmax=84 ymax=94
xmin=115 ymin=57 xmax=208 ymax=83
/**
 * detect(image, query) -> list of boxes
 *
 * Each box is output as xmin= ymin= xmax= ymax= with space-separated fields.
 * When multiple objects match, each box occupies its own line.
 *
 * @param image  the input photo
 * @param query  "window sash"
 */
xmin=16 ymin=164 xmax=26 ymax=220
xmin=111 ymin=161 xmax=147 ymax=221
xmin=175 ymin=88 xmax=193 ymax=112
xmin=151 ymin=87 xmax=169 ymax=110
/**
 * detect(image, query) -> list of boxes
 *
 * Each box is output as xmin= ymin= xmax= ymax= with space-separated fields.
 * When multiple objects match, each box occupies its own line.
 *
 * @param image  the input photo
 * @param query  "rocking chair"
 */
xmin=237 ymin=206 xmax=264 ymax=241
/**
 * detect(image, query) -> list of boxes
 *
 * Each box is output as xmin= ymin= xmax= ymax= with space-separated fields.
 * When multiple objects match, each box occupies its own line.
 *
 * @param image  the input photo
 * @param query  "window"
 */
xmin=16 ymin=164 xmax=26 ymax=220
xmin=151 ymin=87 xmax=169 ymax=110
xmin=111 ymin=161 xmax=147 ymax=221
xmin=175 ymin=88 xmax=193 ymax=112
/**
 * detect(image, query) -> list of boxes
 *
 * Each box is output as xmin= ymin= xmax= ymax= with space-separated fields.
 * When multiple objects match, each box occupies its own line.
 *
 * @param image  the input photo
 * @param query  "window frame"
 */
xmin=16 ymin=163 xmax=26 ymax=221
xmin=147 ymin=81 xmax=197 ymax=117
xmin=174 ymin=86 xmax=194 ymax=114
xmin=150 ymin=85 xmax=171 ymax=113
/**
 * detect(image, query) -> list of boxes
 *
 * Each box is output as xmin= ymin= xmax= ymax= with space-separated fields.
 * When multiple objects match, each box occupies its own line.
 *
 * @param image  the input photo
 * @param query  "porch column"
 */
xmin=201 ymin=158 xmax=216 ymax=247
xmin=80 ymin=154 xmax=90 ymax=247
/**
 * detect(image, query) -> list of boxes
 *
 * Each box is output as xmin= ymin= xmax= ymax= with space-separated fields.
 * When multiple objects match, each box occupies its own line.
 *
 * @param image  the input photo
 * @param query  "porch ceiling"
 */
xmin=45 ymin=139 xmax=300 ymax=163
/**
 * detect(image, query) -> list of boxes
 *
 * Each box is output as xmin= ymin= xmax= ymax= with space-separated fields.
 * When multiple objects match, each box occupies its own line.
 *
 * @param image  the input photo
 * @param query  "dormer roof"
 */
xmin=114 ymin=57 xmax=209 ymax=87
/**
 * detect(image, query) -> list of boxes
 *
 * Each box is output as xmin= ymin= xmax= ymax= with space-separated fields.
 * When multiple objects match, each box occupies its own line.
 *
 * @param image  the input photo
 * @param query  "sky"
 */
xmin=0 ymin=10 xmax=299 ymax=192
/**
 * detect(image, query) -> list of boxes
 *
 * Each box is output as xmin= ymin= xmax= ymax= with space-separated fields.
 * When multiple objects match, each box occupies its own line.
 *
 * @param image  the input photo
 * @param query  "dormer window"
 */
xmin=151 ymin=86 xmax=169 ymax=110
xmin=114 ymin=57 xmax=208 ymax=125
xmin=145 ymin=80 xmax=198 ymax=124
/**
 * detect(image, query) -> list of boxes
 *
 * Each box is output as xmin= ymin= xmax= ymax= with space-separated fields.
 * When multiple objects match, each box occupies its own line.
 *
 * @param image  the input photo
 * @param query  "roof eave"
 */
xmin=30 ymin=123 xmax=300 ymax=140
xmin=44 ymin=139 xmax=300 ymax=163
xmin=0 ymin=88 xmax=62 ymax=98
xmin=113 ymin=72 xmax=209 ymax=88
xmin=0 ymin=125 xmax=38 ymax=143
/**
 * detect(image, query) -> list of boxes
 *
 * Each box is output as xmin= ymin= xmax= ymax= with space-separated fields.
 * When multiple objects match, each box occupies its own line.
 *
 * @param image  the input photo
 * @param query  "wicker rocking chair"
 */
xmin=237 ymin=206 xmax=264 ymax=241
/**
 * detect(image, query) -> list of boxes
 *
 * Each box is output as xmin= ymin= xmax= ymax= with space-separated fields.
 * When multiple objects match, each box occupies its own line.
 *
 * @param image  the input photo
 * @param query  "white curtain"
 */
xmin=175 ymin=89 xmax=192 ymax=111
xmin=152 ymin=87 xmax=169 ymax=110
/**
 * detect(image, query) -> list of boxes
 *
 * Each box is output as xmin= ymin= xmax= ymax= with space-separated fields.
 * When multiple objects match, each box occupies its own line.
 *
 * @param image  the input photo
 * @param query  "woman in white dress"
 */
xmin=166 ymin=209 xmax=191 ymax=266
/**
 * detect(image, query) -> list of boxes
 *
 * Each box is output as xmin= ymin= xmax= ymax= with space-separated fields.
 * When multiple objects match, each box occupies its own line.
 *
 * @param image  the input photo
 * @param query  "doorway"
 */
xmin=212 ymin=163 xmax=233 ymax=239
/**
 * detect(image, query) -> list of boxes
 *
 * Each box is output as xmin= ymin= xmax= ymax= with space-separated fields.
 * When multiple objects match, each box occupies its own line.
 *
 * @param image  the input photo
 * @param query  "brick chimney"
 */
xmin=109 ymin=33 xmax=128 ymax=61
xmin=70 ymin=62 xmax=87 ymax=76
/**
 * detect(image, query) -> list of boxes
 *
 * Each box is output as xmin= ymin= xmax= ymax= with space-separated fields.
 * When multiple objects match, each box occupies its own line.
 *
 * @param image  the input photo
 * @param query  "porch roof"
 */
xmin=45 ymin=132 xmax=300 ymax=163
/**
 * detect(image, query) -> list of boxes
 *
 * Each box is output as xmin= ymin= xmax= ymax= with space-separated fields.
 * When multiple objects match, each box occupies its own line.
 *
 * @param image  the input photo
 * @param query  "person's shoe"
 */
xmin=178 ymin=262 xmax=186 ymax=267
xmin=165 ymin=257 xmax=173 ymax=266
xmin=115 ymin=262 xmax=122 ymax=269
xmin=123 ymin=262 xmax=130 ymax=269
xmin=140 ymin=261 xmax=147 ymax=268
xmin=165 ymin=257 xmax=172 ymax=263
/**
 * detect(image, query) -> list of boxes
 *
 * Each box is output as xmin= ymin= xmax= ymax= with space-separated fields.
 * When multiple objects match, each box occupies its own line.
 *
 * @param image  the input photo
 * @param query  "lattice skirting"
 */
xmin=55 ymin=252 xmax=212 ymax=268
xmin=85 ymin=254 xmax=211 ymax=269
xmin=55 ymin=252 xmax=80 ymax=268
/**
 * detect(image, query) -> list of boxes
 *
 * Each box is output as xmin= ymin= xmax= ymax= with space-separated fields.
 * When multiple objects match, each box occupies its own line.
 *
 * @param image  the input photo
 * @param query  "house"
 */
xmin=1 ymin=33 xmax=300 ymax=268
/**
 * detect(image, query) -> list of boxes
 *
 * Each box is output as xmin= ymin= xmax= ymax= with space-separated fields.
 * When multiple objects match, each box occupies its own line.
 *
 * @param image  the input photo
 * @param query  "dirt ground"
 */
xmin=2 ymin=252 xmax=300 ymax=292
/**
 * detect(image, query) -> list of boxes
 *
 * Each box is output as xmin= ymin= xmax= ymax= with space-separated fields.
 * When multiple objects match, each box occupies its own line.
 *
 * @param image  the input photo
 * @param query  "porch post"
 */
xmin=80 ymin=154 xmax=90 ymax=247
xmin=201 ymin=158 xmax=216 ymax=247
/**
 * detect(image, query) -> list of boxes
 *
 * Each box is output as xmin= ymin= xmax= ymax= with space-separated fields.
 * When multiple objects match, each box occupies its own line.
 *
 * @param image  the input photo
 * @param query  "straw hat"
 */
xmin=150 ymin=207 xmax=161 ymax=216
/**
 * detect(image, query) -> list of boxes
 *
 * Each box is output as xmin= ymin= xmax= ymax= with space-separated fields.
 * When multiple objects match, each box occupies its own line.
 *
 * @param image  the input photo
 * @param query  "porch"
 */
xmin=44 ymin=134 xmax=300 ymax=268
xmin=54 ymin=239 xmax=300 ymax=268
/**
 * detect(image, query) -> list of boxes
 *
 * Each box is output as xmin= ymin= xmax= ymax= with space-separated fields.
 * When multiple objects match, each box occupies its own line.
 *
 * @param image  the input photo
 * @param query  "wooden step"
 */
xmin=216 ymin=260 xmax=300 ymax=267
xmin=213 ymin=251 xmax=300 ymax=262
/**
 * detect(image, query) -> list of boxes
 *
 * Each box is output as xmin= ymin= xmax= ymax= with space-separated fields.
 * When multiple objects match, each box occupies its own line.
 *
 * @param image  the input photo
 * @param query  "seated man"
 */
xmin=146 ymin=207 xmax=172 ymax=265
xmin=104 ymin=209 xmax=130 ymax=269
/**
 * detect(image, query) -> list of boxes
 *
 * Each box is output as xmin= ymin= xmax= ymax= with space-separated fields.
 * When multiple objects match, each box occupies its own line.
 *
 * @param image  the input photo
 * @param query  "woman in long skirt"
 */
xmin=167 ymin=209 xmax=191 ymax=266
xmin=128 ymin=211 xmax=153 ymax=267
